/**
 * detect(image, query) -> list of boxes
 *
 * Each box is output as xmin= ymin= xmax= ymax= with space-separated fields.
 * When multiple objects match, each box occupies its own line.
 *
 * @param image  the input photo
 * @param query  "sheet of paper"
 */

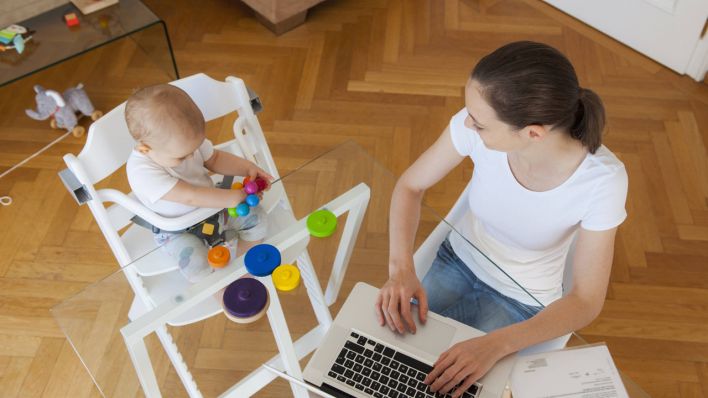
xmin=511 ymin=345 xmax=628 ymax=398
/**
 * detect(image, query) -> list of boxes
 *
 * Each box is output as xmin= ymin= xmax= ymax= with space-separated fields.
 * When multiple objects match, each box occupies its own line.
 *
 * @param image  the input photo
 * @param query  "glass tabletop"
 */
xmin=0 ymin=0 xmax=174 ymax=87
xmin=51 ymin=141 xmax=648 ymax=397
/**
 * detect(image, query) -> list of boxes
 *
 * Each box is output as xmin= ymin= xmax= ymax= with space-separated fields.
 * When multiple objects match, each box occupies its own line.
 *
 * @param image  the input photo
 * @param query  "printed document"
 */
xmin=511 ymin=344 xmax=628 ymax=398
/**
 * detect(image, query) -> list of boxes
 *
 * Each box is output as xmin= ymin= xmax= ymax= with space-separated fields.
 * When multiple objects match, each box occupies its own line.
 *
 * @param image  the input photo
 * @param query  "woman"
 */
xmin=375 ymin=41 xmax=628 ymax=397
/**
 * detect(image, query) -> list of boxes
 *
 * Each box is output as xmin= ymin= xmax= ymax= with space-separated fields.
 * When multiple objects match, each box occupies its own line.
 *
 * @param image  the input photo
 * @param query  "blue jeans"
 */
xmin=421 ymin=238 xmax=542 ymax=333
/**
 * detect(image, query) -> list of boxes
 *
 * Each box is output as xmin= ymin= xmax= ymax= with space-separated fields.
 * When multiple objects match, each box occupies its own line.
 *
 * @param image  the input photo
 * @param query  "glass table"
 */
xmin=52 ymin=141 xmax=649 ymax=397
xmin=0 ymin=0 xmax=178 ymax=87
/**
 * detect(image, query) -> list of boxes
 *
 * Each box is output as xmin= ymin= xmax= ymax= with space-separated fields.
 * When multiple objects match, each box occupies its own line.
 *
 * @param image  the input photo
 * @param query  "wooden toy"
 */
xmin=25 ymin=84 xmax=102 ymax=138
xmin=208 ymin=246 xmax=230 ymax=268
xmin=244 ymin=244 xmax=281 ymax=276
xmin=307 ymin=209 xmax=337 ymax=238
xmin=64 ymin=13 xmax=80 ymax=27
xmin=272 ymin=264 xmax=300 ymax=292
xmin=222 ymin=278 xmax=269 ymax=323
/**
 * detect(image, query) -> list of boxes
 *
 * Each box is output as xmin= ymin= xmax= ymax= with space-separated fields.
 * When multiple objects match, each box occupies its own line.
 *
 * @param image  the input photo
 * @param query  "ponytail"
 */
xmin=570 ymin=88 xmax=605 ymax=154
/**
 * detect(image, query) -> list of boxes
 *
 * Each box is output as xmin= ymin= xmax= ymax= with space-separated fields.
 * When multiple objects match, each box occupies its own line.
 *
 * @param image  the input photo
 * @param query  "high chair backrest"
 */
xmin=63 ymin=73 xmax=277 ymax=267
xmin=76 ymin=73 xmax=267 ymax=185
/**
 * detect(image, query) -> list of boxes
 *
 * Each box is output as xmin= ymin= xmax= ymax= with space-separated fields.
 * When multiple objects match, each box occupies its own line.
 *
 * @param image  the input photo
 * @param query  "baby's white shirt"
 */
xmin=127 ymin=139 xmax=215 ymax=217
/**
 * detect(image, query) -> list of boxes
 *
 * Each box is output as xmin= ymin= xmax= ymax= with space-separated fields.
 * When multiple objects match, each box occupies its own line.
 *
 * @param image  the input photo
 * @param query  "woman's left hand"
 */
xmin=424 ymin=334 xmax=508 ymax=397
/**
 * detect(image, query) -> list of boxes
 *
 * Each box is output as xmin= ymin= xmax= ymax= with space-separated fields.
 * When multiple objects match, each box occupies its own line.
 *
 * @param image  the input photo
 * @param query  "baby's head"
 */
xmin=125 ymin=84 xmax=205 ymax=167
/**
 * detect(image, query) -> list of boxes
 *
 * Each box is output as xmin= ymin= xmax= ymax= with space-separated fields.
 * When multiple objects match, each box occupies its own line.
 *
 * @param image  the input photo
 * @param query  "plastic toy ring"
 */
xmin=307 ymin=209 xmax=337 ymax=238
xmin=208 ymin=246 xmax=230 ymax=268
xmin=272 ymin=264 xmax=300 ymax=292
xmin=244 ymin=244 xmax=281 ymax=276
xmin=0 ymin=196 xmax=12 ymax=206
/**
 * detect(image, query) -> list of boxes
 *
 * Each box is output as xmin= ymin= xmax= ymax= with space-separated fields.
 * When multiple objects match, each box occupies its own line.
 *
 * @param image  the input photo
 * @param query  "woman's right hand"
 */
xmin=375 ymin=265 xmax=429 ymax=334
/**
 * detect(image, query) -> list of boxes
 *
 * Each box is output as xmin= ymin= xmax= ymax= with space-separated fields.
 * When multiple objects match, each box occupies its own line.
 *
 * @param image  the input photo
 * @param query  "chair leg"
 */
xmin=155 ymin=325 xmax=203 ymax=398
xmin=262 ymin=277 xmax=309 ymax=398
xmin=297 ymin=250 xmax=333 ymax=329
xmin=124 ymin=334 xmax=162 ymax=398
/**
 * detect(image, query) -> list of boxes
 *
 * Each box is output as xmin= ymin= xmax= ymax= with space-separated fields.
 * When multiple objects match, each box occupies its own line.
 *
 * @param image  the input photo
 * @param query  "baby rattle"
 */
xmin=227 ymin=176 xmax=268 ymax=218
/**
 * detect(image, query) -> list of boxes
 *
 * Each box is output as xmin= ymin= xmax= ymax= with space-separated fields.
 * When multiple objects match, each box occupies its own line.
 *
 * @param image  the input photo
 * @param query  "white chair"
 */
xmin=412 ymin=182 xmax=574 ymax=355
xmin=62 ymin=73 xmax=315 ymax=396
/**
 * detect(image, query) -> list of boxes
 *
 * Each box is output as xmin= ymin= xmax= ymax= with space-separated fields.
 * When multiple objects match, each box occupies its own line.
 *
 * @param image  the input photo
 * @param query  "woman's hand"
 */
xmin=375 ymin=264 xmax=428 ymax=334
xmin=424 ymin=334 xmax=508 ymax=397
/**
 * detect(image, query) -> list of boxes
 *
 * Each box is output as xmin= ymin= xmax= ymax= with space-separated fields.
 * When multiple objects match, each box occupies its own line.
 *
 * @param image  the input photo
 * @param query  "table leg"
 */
xmin=158 ymin=20 xmax=180 ymax=79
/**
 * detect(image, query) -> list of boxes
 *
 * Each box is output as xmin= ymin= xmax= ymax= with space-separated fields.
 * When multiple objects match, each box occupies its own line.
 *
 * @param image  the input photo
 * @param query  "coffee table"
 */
xmin=0 ymin=0 xmax=178 ymax=87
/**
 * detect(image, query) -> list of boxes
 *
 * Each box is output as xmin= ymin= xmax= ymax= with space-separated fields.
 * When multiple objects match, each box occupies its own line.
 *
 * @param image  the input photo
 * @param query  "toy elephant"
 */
xmin=25 ymin=84 xmax=102 ymax=137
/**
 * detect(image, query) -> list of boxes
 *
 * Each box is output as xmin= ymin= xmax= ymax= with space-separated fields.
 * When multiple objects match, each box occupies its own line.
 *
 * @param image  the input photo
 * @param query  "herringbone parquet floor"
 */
xmin=0 ymin=0 xmax=707 ymax=396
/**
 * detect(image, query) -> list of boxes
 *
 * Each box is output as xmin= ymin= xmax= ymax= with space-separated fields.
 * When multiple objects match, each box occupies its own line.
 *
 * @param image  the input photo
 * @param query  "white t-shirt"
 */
xmin=446 ymin=108 xmax=628 ymax=306
xmin=126 ymin=139 xmax=215 ymax=217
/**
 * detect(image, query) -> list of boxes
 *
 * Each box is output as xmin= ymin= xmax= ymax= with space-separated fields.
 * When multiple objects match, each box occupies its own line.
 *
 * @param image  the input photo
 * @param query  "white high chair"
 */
xmin=412 ymin=182 xmax=574 ymax=354
xmin=62 ymin=73 xmax=326 ymax=396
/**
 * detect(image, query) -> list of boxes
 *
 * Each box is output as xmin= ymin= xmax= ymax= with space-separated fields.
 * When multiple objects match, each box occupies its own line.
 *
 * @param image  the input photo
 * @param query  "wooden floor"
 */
xmin=0 ymin=0 xmax=707 ymax=396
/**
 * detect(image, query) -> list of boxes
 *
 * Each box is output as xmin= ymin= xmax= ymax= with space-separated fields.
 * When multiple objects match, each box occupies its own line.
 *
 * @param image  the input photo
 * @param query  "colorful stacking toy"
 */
xmin=272 ymin=264 xmax=300 ymax=292
xmin=222 ymin=278 xmax=269 ymax=323
xmin=244 ymin=180 xmax=259 ymax=194
xmin=235 ymin=202 xmax=250 ymax=217
xmin=245 ymin=194 xmax=260 ymax=207
xmin=255 ymin=178 xmax=268 ymax=191
xmin=244 ymin=244 xmax=281 ymax=276
xmin=207 ymin=246 xmax=230 ymax=268
xmin=307 ymin=209 xmax=338 ymax=238
xmin=228 ymin=177 xmax=268 ymax=218
xmin=227 ymin=207 xmax=238 ymax=218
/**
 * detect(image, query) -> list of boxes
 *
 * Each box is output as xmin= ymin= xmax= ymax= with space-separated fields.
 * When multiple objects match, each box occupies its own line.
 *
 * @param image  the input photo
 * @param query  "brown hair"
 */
xmin=471 ymin=41 xmax=605 ymax=153
xmin=125 ymin=84 xmax=204 ymax=144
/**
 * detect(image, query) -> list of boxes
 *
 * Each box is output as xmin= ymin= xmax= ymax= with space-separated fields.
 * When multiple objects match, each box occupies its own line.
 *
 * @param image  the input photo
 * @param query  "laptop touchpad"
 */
xmin=390 ymin=313 xmax=456 ymax=356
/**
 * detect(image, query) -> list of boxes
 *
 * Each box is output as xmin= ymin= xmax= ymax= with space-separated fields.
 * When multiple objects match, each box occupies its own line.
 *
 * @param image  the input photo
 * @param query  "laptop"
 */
xmin=303 ymin=282 xmax=516 ymax=398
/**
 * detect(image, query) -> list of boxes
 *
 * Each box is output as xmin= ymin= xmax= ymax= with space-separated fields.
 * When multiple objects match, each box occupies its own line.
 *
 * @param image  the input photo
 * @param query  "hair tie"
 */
xmin=571 ymin=90 xmax=586 ymax=138
xmin=578 ymin=87 xmax=586 ymax=101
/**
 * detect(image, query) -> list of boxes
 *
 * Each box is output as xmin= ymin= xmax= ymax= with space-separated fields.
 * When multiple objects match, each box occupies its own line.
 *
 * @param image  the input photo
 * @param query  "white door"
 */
xmin=543 ymin=0 xmax=708 ymax=81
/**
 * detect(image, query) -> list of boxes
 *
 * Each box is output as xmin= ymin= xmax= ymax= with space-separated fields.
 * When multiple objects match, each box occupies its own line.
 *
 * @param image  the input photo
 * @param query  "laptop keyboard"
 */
xmin=326 ymin=329 xmax=482 ymax=398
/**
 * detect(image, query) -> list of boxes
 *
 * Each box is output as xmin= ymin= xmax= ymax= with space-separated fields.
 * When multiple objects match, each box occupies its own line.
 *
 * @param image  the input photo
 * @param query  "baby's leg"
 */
xmin=155 ymin=232 xmax=212 ymax=283
xmin=224 ymin=207 xmax=269 ymax=257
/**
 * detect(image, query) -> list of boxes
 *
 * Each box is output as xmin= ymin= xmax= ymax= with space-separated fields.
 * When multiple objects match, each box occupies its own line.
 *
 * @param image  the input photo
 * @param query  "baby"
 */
xmin=125 ymin=84 xmax=271 ymax=282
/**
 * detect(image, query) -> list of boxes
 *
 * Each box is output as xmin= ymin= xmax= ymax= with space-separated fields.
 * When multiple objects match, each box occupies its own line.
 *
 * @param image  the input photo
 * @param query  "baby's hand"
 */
xmin=246 ymin=163 xmax=274 ymax=191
